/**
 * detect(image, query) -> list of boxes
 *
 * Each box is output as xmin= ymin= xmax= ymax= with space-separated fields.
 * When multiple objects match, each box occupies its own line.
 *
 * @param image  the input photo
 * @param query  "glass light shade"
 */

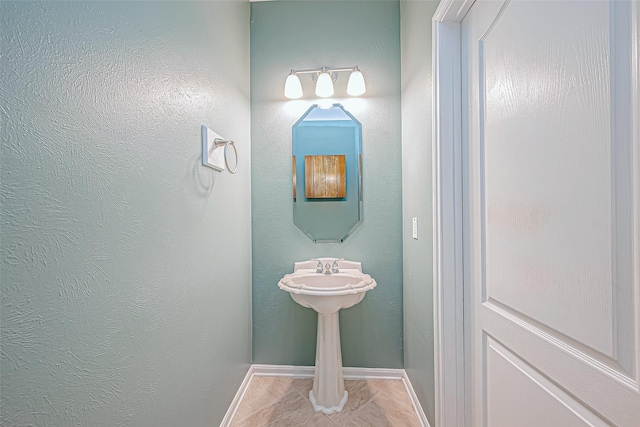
xmin=284 ymin=73 xmax=303 ymax=99
xmin=315 ymin=72 xmax=334 ymax=97
xmin=347 ymin=70 xmax=366 ymax=96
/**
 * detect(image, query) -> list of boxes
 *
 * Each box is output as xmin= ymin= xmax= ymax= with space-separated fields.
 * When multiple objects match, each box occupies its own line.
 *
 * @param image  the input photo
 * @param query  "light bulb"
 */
xmin=315 ymin=71 xmax=334 ymax=98
xmin=347 ymin=67 xmax=366 ymax=96
xmin=284 ymin=71 xmax=303 ymax=99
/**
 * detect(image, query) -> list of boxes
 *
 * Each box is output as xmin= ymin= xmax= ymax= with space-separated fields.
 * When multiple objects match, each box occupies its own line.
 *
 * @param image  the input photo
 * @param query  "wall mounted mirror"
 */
xmin=292 ymin=104 xmax=363 ymax=243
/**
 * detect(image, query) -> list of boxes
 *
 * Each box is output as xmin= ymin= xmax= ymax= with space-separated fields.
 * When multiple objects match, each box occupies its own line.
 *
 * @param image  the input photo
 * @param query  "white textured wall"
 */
xmin=401 ymin=0 xmax=439 ymax=424
xmin=0 ymin=1 xmax=251 ymax=425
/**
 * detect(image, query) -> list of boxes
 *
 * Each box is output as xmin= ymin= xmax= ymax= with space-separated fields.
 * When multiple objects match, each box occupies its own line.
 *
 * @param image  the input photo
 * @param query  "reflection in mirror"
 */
xmin=292 ymin=104 xmax=363 ymax=243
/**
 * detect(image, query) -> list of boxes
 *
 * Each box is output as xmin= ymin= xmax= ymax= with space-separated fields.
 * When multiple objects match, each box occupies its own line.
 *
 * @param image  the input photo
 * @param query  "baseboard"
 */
xmin=219 ymin=365 xmax=255 ymax=427
xmin=251 ymin=364 xmax=405 ymax=380
xmin=250 ymin=363 xmax=315 ymax=378
xmin=220 ymin=364 xmax=430 ymax=427
xmin=402 ymin=370 xmax=432 ymax=427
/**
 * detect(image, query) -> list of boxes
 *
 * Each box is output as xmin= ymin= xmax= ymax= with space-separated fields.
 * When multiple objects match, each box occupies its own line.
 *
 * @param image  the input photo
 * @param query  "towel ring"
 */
xmin=214 ymin=138 xmax=238 ymax=174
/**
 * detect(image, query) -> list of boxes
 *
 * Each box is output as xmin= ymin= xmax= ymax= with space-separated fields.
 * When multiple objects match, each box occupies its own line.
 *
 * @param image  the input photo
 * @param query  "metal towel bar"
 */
xmin=201 ymin=125 xmax=238 ymax=174
xmin=213 ymin=138 xmax=238 ymax=174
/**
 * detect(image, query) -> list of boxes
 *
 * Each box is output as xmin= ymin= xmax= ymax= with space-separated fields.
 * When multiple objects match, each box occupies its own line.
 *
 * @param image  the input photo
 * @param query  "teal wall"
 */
xmin=251 ymin=1 xmax=403 ymax=368
xmin=400 ymin=0 xmax=439 ymax=424
xmin=0 ymin=1 xmax=251 ymax=425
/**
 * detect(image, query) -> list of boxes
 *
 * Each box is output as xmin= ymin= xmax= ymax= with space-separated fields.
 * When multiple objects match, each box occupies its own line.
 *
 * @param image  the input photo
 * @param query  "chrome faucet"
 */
xmin=315 ymin=259 xmax=340 ymax=274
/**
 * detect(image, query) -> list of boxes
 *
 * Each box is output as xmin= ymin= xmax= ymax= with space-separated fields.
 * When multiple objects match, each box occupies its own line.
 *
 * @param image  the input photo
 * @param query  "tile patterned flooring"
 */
xmin=229 ymin=376 xmax=421 ymax=427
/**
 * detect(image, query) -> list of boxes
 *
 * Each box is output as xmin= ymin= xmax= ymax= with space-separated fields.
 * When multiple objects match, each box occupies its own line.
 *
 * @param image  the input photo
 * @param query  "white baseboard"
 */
xmin=219 ymin=365 xmax=255 ymax=427
xmin=220 ymin=365 xmax=430 ymax=427
xmin=402 ymin=370 xmax=432 ymax=427
xmin=251 ymin=364 xmax=405 ymax=380
xmin=250 ymin=363 xmax=314 ymax=378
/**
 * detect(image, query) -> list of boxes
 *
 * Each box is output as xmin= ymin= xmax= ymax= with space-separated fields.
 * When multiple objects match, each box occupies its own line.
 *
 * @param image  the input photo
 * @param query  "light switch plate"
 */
xmin=202 ymin=125 xmax=225 ymax=172
xmin=412 ymin=217 xmax=418 ymax=239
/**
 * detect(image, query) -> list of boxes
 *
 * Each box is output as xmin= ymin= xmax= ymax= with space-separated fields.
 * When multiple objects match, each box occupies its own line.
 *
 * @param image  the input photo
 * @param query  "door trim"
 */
xmin=432 ymin=1 xmax=474 ymax=427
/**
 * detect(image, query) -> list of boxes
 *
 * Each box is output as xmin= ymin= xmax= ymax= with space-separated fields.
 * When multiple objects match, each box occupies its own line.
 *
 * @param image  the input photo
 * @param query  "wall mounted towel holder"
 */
xmin=201 ymin=125 xmax=238 ymax=174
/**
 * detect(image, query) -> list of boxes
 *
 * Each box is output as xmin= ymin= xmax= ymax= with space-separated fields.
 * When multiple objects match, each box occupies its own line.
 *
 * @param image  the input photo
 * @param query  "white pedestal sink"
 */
xmin=278 ymin=259 xmax=376 ymax=414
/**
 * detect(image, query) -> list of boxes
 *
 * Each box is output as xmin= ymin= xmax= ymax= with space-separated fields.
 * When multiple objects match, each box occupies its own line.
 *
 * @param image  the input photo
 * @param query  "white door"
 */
xmin=462 ymin=0 xmax=640 ymax=425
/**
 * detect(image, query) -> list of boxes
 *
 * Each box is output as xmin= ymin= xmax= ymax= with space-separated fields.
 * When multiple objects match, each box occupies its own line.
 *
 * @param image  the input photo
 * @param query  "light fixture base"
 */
xmin=311 ymin=72 xmax=338 ymax=84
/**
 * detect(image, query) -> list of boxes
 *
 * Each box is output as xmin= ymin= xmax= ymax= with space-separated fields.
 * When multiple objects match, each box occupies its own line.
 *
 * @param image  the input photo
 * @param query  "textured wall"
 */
xmin=0 ymin=1 xmax=251 ymax=425
xmin=251 ymin=1 xmax=403 ymax=368
xmin=400 ymin=0 xmax=439 ymax=424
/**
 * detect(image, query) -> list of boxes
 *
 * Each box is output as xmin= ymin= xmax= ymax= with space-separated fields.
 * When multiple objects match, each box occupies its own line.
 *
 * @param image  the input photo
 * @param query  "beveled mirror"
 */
xmin=292 ymin=104 xmax=363 ymax=243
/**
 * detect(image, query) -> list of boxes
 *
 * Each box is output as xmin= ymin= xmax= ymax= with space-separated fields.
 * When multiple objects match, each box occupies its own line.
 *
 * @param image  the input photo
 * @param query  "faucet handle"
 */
xmin=332 ymin=260 xmax=340 ymax=273
xmin=316 ymin=260 xmax=323 ymax=273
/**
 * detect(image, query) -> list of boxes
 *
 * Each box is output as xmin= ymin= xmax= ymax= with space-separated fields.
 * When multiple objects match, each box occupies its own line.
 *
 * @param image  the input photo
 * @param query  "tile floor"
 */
xmin=229 ymin=376 xmax=421 ymax=427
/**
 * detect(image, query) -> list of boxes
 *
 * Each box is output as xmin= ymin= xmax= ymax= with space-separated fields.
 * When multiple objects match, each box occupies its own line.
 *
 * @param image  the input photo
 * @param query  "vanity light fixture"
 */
xmin=314 ymin=68 xmax=335 ymax=98
xmin=284 ymin=70 xmax=303 ymax=99
xmin=284 ymin=66 xmax=366 ymax=99
xmin=346 ymin=66 xmax=366 ymax=96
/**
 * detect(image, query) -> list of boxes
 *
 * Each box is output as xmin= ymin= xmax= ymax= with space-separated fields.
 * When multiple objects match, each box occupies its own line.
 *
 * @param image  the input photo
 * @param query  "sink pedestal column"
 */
xmin=309 ymin=311 xmax=348 ymax=414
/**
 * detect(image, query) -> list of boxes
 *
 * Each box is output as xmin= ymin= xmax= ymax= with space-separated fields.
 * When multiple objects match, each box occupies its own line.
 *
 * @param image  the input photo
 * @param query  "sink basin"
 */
xmin=279 ymin=270 xmax=375 ymax=315
xmin=280 ymin=271 xmax=374 ymax=292
xmin=278 ymin=259 xmax=376 ymax=414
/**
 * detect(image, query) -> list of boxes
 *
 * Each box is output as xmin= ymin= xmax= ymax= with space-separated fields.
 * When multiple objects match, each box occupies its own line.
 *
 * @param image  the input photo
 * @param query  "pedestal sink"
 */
xmin=278 ymin=259 xmax=376 ymax=414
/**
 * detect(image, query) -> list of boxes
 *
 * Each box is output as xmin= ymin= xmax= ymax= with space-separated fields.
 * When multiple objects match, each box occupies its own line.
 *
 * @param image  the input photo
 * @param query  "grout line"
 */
xmin=290 ymin=378 xmax=313 ymax=404
xmin=374 ymin=387 xmax=421 ymax=424
xmin=232 ymin=383 xmax=305 ymax=426
xmin=326 ymin=416 xmax=340 ymax=426
xmin=326 ymin=381 xmax=381 ymax=426
xmin=341 ymin=392 xmax=385 ymax=425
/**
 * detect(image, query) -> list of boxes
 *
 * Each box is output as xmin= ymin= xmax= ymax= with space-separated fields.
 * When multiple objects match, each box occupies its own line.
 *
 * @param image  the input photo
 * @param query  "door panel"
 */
xmin=481 ymin=0 xmax=615 ymax=360
xmin=462 ymin=0 xmax=640 ymax=425
xmin=486 ymin=337 xmax=606 ymax=427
